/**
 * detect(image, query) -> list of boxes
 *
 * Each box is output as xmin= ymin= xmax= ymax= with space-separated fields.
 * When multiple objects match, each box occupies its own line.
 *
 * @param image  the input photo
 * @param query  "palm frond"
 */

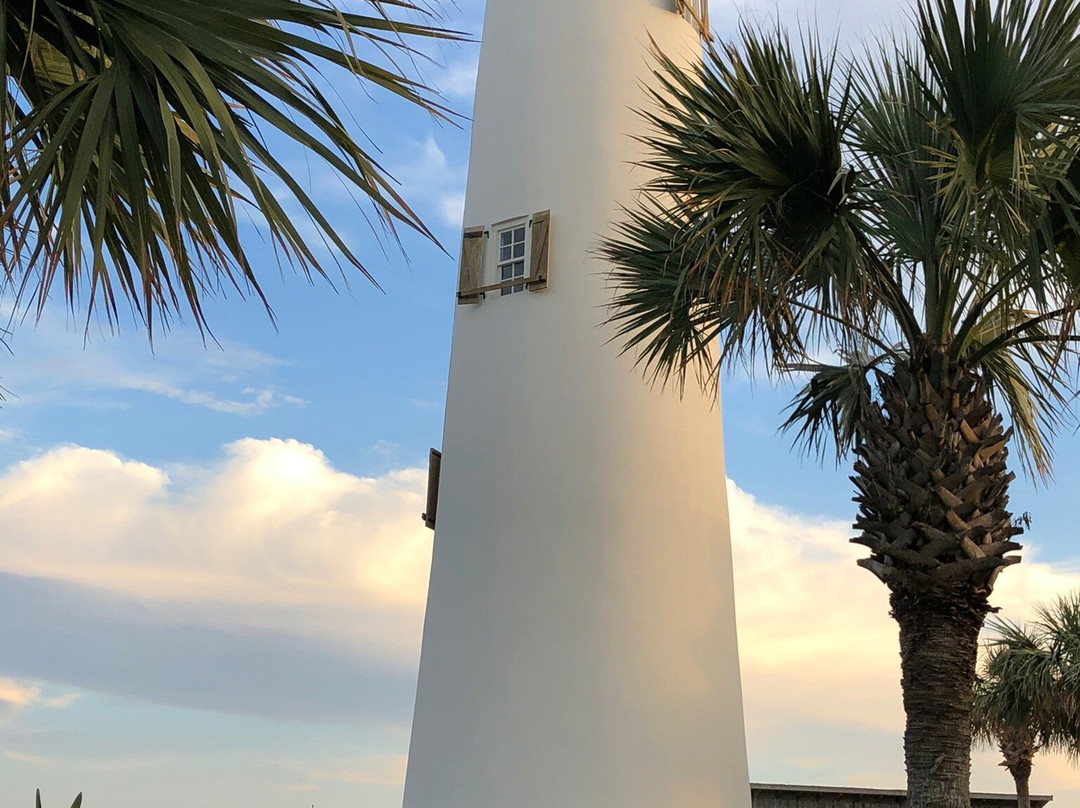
xmin=975 ymin=594 xmax=1080 ymax=759
xmin=963 ymin=303 xmax=1077 ymax=476
xmin=603 ymin=25 xmax=899 ymax=391
xmin=0 ymin=0 xmax=465 ymax=335
xmin=917 ymin=0 xmax=1080 ymax=196
xmin=782 ymin=351 xmax=890 ymax=460
xmin=606 ymin=0 xmax=1080 ymax=477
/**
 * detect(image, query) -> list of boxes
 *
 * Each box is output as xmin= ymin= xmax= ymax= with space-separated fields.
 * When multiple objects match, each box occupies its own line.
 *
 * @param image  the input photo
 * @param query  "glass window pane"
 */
xmin=501 ymin=230 xmax=513 ymax=246
xmin=515 ymin=227 xmax=526 ymax=242
xmin=501 ymin=266 xmax=512 ymax=281
xmin=513 ymin=243 xmax=525 ymax=258
xmin=501 ymin=246 xmax=512 ymax=261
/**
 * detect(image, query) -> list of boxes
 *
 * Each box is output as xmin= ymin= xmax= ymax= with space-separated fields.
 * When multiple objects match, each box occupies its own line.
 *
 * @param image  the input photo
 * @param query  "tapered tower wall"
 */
xmin=402 ymin=2 xmax=751 ymax=807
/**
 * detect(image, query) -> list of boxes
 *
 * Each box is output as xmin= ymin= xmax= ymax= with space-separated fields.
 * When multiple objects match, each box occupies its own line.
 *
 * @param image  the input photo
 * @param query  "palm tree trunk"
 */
xmin=1001 ymin=737 xmax=1036 ymax=808
xmin=893 ymin=587 xmax=989 ymax=808
xmin=1009 ymin=764 xmax=1032 ymax=808
xmin=852 ymin=358 xmax=1020 ymax=808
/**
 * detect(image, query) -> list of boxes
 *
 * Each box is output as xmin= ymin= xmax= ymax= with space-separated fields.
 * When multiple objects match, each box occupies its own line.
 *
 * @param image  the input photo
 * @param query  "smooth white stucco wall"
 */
xmin=402 ymin=2 xmax=751 ymax=807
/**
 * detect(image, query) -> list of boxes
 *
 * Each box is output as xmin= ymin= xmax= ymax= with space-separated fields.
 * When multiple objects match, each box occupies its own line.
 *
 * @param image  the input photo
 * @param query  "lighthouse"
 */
xmin=403 ymin=1 xmax=750 ymax=807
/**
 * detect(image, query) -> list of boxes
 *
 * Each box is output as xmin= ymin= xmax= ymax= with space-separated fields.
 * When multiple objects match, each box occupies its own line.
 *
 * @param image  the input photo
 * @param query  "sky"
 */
xmin=1 ymin=1 xmax=1079 ymax=807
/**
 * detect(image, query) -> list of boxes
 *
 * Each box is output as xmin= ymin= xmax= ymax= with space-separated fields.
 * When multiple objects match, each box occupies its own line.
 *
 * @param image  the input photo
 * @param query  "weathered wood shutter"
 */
xmin=526 ymin=210 xmax=550 ymax=291
xmin=457 ymin=226 xmax=487 ymax=304
xmin=423 ymin=448 xmax=442 ymax=530
xmin=675 ymin=0 xmax=711 ymax=39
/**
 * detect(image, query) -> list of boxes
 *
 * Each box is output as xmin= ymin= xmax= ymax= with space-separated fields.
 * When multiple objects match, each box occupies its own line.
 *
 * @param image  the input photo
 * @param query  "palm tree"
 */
xmin=601 ymin=1 xmax=1080 ymax=806
xmin=35 ymin=791 xmax=80 ymax=808
xmin=1 ymin=0 xmax=460 ymax=336
xmin=974 ymin=595 xmax=1080 ymax=808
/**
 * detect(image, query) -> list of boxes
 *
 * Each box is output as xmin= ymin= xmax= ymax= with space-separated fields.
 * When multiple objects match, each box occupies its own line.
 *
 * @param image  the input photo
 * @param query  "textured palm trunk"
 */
xmin=894 ymin=587 xmax=988 ymax=808
xmin=852 ymin=351 xmax=1023 ymax=808
xmin=1009 ymin=764 xmax=1033 ymax=808
xmin=1000 ymin=731 xmax=1037 ymax=808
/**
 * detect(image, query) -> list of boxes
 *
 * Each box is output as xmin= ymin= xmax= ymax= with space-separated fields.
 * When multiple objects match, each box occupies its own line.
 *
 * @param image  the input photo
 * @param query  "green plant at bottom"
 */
xmin=36 ymin=789 xmax=82 ymax=808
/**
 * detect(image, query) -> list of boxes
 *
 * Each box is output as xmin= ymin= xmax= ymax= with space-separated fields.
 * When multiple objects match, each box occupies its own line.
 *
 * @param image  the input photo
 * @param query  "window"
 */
xmin=456 ymin=210 xmax=550 ymax=304
xmin=497 ymin=222 xmax=528 ymax=296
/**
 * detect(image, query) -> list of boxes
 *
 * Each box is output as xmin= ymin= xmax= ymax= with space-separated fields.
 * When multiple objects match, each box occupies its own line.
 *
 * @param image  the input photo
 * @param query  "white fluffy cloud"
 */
xmin=1 ymin=440 xmax=1077 ymax=799
xmin=0 ymin=440 xmax=433 ymax=663
xmin=0 ymin=680 xmax=78 ymax=719
xmin=728 ymin=481 xmax=1080 ymax=799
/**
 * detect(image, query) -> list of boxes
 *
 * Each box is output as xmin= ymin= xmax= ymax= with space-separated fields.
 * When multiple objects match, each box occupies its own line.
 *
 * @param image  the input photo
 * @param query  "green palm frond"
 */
xmin=918 ymin=0 xmax=1080 ymax=194
xmin=602 ymin=25 xmax=902 ymax=388
xmin=782 ymin=352 xmax=891 ymax=461
xmin=603 ymin=198 xmax=732 ymax=392
xmin=963 ymin=303 xmax=1077 ymax=475
xmin=1 ymin=0 xmax=464 ymax=335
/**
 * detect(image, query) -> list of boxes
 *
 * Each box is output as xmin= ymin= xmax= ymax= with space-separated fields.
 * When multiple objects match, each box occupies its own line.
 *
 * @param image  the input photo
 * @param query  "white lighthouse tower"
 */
xmin=404 ymin=2 xmax=750 ymax=807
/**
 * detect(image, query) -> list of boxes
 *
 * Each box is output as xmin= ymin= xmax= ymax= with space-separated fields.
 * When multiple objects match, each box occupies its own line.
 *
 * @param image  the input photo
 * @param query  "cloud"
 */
xmin=0 ymin=310 xmax=303 ymax=417
xmin=310 ymin=755 xmax=408 ymax=786
xmin=0 ymin=679 xmax=78 ymax=719
xmin=1 ymin=439 xmax=1077 ymax=796
xmin=437 ymin=56 xmax=480 ymax=99
xmin=395 ymin=134 xmax=467 ymax=229
xmin=728 ymin=479 xmax=1080 ymax=797
xmin=0 ymin=439 xmax=432 ymax=620
xmin=0 ymin=439 xmax=432 ymax=722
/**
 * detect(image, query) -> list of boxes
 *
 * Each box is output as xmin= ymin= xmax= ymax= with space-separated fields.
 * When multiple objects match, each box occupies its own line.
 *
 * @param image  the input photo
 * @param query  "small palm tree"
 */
xmin=601 ymin=1 xmax=1080 ymax=806
xmin=36 ymin=790 xmax=80 ymax=808
xmin=974 ymin=595 xmax=1080 ymax=808
xmin=1 ymin=0 xmax=461 ymax=336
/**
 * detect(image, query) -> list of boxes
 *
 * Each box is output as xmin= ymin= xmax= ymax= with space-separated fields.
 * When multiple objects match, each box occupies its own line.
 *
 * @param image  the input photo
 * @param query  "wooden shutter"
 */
xmin=423 ymin=448 xmax=442 ymax=530
xmin=676 ymin=0 xmax=711 ymax=39
xmin=457 ymin=227 xmax=487 ymax=304
xmin=526 ymin=210 xmax=550 ymax=291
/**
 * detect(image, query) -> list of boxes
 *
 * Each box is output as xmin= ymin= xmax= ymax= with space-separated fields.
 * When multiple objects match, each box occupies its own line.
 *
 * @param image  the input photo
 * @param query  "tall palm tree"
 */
xmin=601 ymin=1 xmax=1080 ymax=806
xmin=1 ymin=0 xmax=460 ymax=336
xmin=974 ymin=595 xmax=1080 ymax=808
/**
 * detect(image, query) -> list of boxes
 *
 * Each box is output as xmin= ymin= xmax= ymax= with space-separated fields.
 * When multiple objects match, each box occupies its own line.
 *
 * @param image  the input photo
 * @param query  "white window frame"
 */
xmin=492 ymin=217 xmax=530 ymax=297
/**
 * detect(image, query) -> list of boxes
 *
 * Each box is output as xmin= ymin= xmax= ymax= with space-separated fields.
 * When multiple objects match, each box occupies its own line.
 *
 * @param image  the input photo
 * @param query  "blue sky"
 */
xmin=1 ymin=1 xmax=1079 ymax=807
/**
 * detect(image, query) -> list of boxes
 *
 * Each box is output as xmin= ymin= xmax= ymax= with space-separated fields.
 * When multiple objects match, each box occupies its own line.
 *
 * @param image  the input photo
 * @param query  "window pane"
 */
xmin=513 ymin=242 xmax=525 ymax=258
xmin=501 ymin=266 xmax=513 ymax=281
xmin=514 ymin=260 xmax=525 ymax=278
xmin=501 ymin=231 xmax=513 ymax=246
xmin=501 ymin=246 xmax=512 ymax=261
xmin=515 ymin=227 xmax=526 ymax=242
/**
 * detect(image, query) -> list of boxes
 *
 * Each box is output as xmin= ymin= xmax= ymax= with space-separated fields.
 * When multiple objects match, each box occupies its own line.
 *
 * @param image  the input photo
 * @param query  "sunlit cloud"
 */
xmin=0 ymin=440 xmax=1076 ymax=799
xmin=0 ymin=439 xmax=433 ymax=619
xmin=0 ymin=680 xmax=79 ymax=719
xmin=310 ymin=755 xmax=408 ymax=786
xmin=728 ymin=479 xmax=1080 ymax=800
